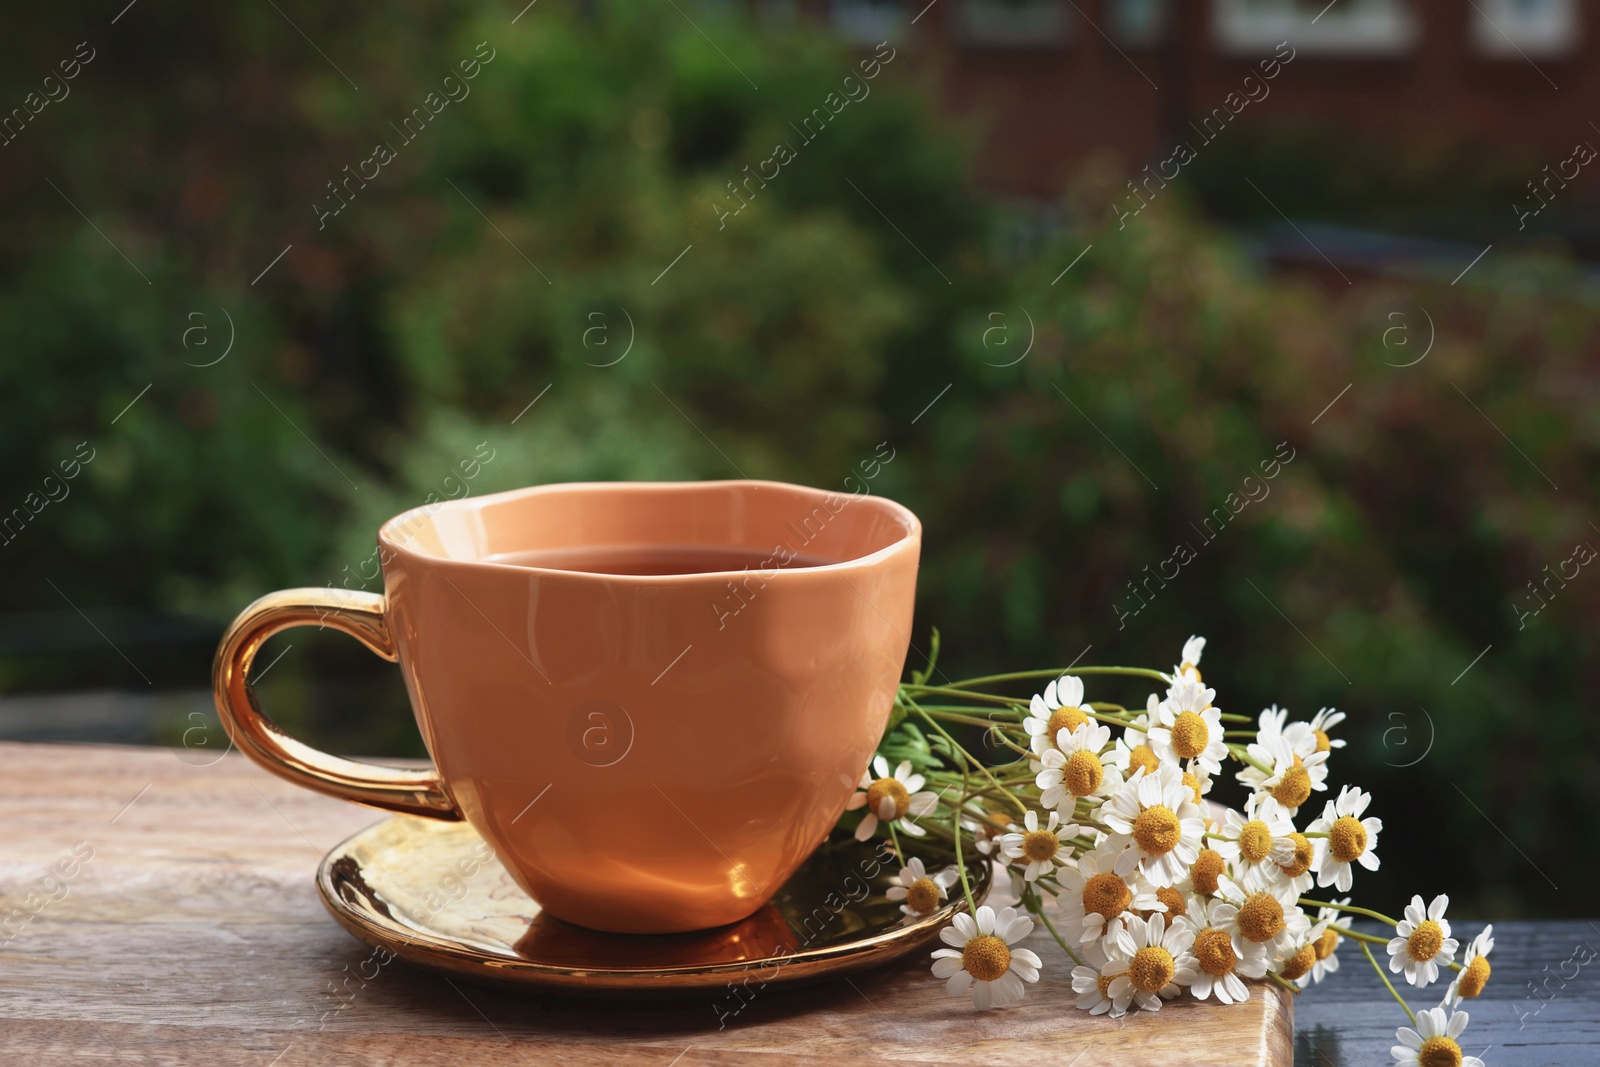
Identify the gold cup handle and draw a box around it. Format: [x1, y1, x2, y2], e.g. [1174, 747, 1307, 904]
[212, 588, 462, 820]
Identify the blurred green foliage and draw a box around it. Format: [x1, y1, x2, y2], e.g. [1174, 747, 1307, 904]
[1, 2, 1597, 919]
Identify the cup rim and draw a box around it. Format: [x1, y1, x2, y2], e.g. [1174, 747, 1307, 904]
[376, 479, 921, 582]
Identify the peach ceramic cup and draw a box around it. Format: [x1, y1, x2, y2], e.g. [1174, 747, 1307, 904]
[212, 480, 920, 933]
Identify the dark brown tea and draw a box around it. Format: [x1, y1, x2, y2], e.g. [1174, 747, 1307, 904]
[487, 544, 836, 576]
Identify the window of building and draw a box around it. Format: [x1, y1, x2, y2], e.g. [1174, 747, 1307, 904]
[831, 0, 909, 46]
[1110, 0, 1167, 47]
[1212, 0, 1420, 56]
[1469, 0, 1581, 57]
[956, 0, 1070, 47]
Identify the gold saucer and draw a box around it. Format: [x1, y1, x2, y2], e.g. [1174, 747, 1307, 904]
[316, 815, 990, 996]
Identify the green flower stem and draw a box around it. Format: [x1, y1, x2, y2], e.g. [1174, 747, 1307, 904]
[1087, 702, 1129, 712]
[925, 768, 1033, 788]
[913, 703, 1025, 715]
[1217, 712, 1251, 724]
[901, 685, 1027, 707]
[953, 770, 978, 916]
[1303, 832, 1329, 838]
[908, 702, 1026, 815]
[1223, 730, 1258, 738]
[1328, 925, 1391, 946]
[990, 732, 1034, 759]
[1300, 898, 1400, 927]
[1227, 743, 1273, 774]
[1363, 941, 1415, 1025]
[921, 710, 1020, 730]
[922, 666, 1173, 690]
[1032, 900, 1086, 967]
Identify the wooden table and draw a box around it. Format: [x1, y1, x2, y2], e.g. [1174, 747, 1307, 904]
[0, 742, 1580, 1066]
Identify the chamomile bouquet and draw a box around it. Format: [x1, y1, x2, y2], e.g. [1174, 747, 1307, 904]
[843, 634, 1492, 1067]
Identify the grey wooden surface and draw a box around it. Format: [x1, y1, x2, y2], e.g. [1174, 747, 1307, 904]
[1291, 920, 1600, 1066]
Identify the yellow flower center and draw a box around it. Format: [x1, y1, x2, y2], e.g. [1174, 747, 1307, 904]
[1181, 771, 1204, 804]
[1417, 1036, 1463, 1067]
[1171, 711, 1209, 759]
[1047, 705, 1089, 740]
[1083, 872, 1132, 919]
[1129, 946, 1175, 992]
[1238, 892, 1284, 943]
[1191, 849, 1225, 896]
[1408, 919, 1444, 962]
[1096, 971, 1116, 999]
[1271, 761, 1312, 808]
[1128, 743, 1160, 777]
[865, 777, 910, 821]
[905, 877, 941, 915]
[1313, 729, 1331, 753]
[961, 934, 1012, 983]
[1459, 955, 1490, 998]
[1155, 886, 1187, 919]
[1329, 816, 1368, 863]
[1314, 927, 1340, 960]
[1022, 828, 1059, 864]
[1237, 820, 1273, 864]
[1132, 805, 1181, 855]
[1278, 832, 1314, 878]
[1279, 942, 1316, 981]
[1194, 928, 1236, 976]
[1180, 662, 1201, 682]
[1062, 750, 1104, 796]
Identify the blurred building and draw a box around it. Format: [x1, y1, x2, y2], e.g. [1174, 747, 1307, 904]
[797, 0, 1590, 199]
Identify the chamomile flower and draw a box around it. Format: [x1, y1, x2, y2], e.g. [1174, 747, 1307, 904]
[1284, 707, 1347, 756]
[1188, 846, 1232, 898]
[886, 857, 959, 917]
[1237, 734, 1329, 815]
[959, 806, 1013, 857]
[1148, 678, 1229, 775]
[1105, 697, 1161, 779]
[1104, 912, 1199, 1013]
[1099, 764, 1207, 887]
[1216, 879, 1309, 960]
[1253, 705, 1292, 748]
[1270, 825, 1318, 897]
[1069, 940, 1131, 1017]
[1299, 899, 1348, 988]
[1387, 894, 1458, 988]
[1179, 763, 1214, 806]
[1056, 839, 1163, 946]
[846, 757, 939, 842]
[1391, 1006, 1485, 1067]
[1140, 877, 1196, 928]
[1023, 674, 1095, 757]
[1275, 920, 1330, 986]
[1036, 722, 1121, 810]
[1186, 895, 1269, 1004]
[1445, 925, 1495, 1005]
[930, 905, 1041, 1010]
[1307, 785, 1382, 892]
[1212, 793, 1298, 889]
[1176, 635, 1206, 681]
[997, 809, 1081, 882]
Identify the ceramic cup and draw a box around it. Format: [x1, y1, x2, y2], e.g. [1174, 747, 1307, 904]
[213, 480, 920, 933]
